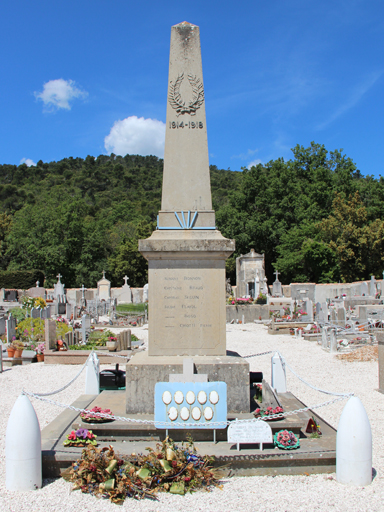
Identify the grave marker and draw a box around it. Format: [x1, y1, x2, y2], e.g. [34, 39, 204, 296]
[227, 419, 272, 451]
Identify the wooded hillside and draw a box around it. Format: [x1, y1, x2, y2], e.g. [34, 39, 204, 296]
[1, 142, 383, 287]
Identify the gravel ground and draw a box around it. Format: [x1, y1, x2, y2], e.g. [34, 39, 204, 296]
[1, 324, 384, 512]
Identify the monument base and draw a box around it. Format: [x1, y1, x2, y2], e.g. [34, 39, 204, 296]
[126, 350, 250, 414]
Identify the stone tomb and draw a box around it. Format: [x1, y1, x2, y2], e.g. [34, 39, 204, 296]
[126, 22, 249, 414]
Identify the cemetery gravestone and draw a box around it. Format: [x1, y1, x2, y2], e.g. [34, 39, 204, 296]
[361, 282, 369, 296]
[4, 290, 18, 302]
[31, 308, 40, 319]
[0, 316, 5, 335]
[118, 276, 132, 304]
[272, 271, 283, 297]
[127, 22, 248, 415]
[321, 302, 329, 322]
[330, 329, 337, 353]
[337, 307, 346, 327]
[45, 319, 57, 351]
[97, 271, 111, 301]
[304, 299, 314, 322]
[6, 315, 16, 343]
[27, 286, 46, 299]
[322, 327, 328, 349]
[53, 274, 65, 302]
[370, 276, 376, 297]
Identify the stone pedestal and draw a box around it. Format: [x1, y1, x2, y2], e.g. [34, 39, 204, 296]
[126, 350, 249, 414]
[139, 230, 234, 356]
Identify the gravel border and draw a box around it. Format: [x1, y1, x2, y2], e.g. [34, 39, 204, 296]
[1, 324, 384, 511]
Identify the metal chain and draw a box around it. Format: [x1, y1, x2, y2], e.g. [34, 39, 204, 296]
[243, 349, 352, 399]
[29, 358, 88, 397]
[243, 350, 274, 359]
[22, 388, 350, 429]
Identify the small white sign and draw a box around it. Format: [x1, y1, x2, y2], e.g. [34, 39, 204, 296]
[228, 420, 273, 451]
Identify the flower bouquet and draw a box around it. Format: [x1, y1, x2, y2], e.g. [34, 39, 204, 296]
[274, 430, 300, 450]
[253, 406, 284, 420]
[80, 406, 114, 423]
[63, 428, 97, 447]
[62, 437, 222, 503]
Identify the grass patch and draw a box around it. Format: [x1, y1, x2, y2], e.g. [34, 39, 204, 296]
[116, 303, 146, 313]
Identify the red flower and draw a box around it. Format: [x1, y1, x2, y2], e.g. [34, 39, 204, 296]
[68, 431, 77, 440]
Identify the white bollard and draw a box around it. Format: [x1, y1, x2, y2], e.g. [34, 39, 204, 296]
[336, 396, 372, 486]
[85, 352, 100, 394]
[271, 352, 287, 393]
[294, 328, 298, 337]
[6, 394, 42, 491]
[330, 329, 337, 353]
[242, 314, 245, 325]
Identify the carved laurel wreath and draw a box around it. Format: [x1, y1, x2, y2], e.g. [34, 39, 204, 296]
[168, 73, 204, 116]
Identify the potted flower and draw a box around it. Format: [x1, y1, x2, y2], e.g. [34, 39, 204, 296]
[7, 337, 17, 358]
[13, 340, 24, 358]
[36, 343, 45, 362]
[107, 335, 118, 351]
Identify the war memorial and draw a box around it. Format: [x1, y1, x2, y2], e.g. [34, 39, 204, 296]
[3, 22, 375, 501]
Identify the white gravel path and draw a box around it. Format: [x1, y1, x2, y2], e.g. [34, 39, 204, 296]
[1, 324, 384, 512]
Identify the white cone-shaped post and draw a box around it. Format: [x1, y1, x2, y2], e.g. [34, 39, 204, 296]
[6, 394, 42, 491]
[330, 329, 337, 353]
[336, 396, 372, 486]
[271, 352, 287, 393]
[85, 352, 100, 394]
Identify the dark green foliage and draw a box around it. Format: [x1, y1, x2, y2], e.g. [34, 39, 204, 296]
[1, 144, 384, 287]
[0, 155, 240, 287]
[0, 269, 45, 289]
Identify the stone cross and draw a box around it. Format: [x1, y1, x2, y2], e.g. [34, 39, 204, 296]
[123, 275, 129, 286]
[274, 270, 280, 282]
[102, 270, 106, 279]
[56, 273, 62, 282]
[169, 358, 208, 382]
[81, 284, 87, 301]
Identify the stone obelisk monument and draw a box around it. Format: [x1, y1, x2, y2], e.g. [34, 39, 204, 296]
[126, 22, 249, 414]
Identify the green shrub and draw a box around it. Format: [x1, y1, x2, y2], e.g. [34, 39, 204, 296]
[0, 270, 45, 289]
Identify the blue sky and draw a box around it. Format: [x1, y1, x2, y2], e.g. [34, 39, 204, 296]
[1, 0, 383, 176]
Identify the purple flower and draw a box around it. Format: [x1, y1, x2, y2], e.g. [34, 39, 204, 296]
[75, 428, 89, 439]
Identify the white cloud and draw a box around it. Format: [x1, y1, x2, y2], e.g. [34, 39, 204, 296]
[232, 148, 259, 160]
[104, 116, 166, 158]
[19, 158, 36, 167]
[247, 159, 263, 169]
[34, 79, 88, 111]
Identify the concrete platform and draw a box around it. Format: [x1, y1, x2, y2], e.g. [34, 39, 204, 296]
[125, 350, 250, 414]
[41, 390, 336, 478]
